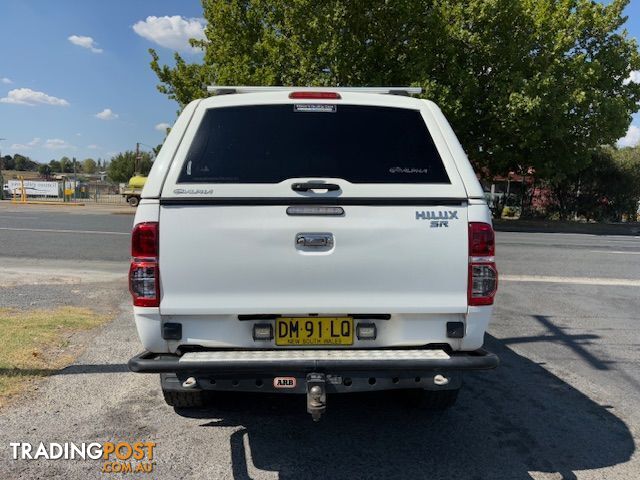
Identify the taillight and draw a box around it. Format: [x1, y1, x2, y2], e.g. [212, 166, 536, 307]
[130, 222, 159, 307]
[131, 222, 158, 257]
[129, 260, 159, 307]
[288, 91, 341, 99]
[468, 222, 498, 306]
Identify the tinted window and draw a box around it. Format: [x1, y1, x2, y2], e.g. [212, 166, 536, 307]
[178, 104, 450, 184]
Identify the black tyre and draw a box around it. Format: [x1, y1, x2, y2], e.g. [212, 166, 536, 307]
[127, 195, 140, 207]
[403, 388, 460, 410]
[162, 390, 205, 408]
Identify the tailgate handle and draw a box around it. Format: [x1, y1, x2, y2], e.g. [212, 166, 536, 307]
[292, 182, 340, 192]
[296, 233, 334, 248]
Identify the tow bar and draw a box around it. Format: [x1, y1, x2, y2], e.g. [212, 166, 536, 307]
[306, 373, 326, 421]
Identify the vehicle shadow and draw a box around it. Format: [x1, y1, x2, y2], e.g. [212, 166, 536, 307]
[175, 335, 635, 480]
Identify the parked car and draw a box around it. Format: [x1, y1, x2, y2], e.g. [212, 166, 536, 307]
[127, 86, 499, 420]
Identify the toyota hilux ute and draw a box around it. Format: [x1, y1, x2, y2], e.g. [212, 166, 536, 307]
[128, 86, 499, 420]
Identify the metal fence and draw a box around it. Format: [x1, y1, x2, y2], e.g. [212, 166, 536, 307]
[5, 179, 129, 205]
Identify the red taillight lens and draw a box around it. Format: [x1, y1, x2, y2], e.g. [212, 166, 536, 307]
[129, 260, 159, 307]
[468, 222, 498, 306]
[288, 91, 341, 99]
[131, 222, 159, 307]
[132, 222, 159, 258]
[469, 222, 495, 257]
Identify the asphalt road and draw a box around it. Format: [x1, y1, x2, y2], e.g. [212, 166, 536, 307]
[0, 204, 639, 479]
[0, 205, 132, 262]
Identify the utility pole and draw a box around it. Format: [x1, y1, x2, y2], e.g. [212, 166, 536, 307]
[135, 142, 140, 174]
[0, 138, 5, 200]
[72, 157, 77, 202]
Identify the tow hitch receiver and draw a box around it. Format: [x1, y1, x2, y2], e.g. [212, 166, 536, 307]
[306, 373, 326, 421]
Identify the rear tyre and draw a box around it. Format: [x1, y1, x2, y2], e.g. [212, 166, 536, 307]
[162, 390, 205, 408]
[404, 388, 460, 410]
[127, 195, 140, 207]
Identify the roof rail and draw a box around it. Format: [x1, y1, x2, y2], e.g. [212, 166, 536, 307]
[206, 86, 422, 96]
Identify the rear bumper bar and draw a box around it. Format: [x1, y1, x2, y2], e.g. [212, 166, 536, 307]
[128, 348, 499, 374]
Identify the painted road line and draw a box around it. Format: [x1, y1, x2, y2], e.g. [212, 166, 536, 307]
[501, 275, 640, 287]
[0, 227, 129, 236]
[588, 250, 640, 255]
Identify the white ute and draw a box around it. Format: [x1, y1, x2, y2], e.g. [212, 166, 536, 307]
[128, 86, 499, 420]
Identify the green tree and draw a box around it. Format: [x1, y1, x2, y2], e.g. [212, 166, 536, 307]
[13, 154, 38, 171]
[48, 159, 61, 172]
[548, 146, 640, 221]
[149, 0, 640, 181]
[59, 156, 74, 173]
[2, 155, 14, 170]
[82, 158, 98, 174]
[38, 163, 52, 177]
[107, 151, 153, 183]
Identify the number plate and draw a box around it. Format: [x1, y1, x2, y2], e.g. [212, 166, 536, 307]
[276, 317, 353, 346]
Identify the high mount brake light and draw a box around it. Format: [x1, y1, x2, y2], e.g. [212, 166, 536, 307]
[288, 91, 341, 100]
[130, 222, 160, 307]
[468, 222, 498, 306]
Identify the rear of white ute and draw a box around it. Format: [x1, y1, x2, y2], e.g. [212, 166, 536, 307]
[128, 87, 499, 420]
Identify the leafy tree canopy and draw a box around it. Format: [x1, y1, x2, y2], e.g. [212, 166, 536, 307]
[82, 158, 97, 174]
[107, 151, 153, 183]
[48, 159, 61, 172]
[12, 154, 39, 171]
[38, 163, 52, 177]
[58, 157, 74, 173]
[149, 0, 640, 180]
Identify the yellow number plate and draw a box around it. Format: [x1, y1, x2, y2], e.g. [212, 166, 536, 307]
[276, 317, 353, 346]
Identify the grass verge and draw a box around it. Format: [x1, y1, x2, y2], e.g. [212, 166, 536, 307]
[0, 306, 107, 407]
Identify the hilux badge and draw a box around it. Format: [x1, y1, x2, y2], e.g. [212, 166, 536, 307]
[415, 210, 459, 220]
[416, 210, 459, 228]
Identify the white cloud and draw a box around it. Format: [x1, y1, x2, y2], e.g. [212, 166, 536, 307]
[623, 70, 640, 85]
[132, 16, 205, 52]
[617, 125, 640, 148]
[0, 88, 69, 106]
[68, 35, 103, 53]
[1, 77, 12, 84]
[10, 138, 41, 150]
[95, 108, 118, 120]
[44, 138, 74, 150]
[87, 144, 100, 149]
[155, 122, 171, 132]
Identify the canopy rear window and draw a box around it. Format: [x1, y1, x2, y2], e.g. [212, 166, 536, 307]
[178, 104, 450, 184]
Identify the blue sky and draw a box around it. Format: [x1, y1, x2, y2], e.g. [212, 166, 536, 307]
[0, 0, 639, 164]
[0, 0, 203, 163]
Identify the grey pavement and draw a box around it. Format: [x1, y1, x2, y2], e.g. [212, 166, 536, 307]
[0, 203, 132, 262]
[0, 208, 639, 479]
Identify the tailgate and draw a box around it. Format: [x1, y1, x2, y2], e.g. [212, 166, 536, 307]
[159, 203, 468, 315]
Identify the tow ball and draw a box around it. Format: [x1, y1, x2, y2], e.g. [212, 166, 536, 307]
[306, 373, 327, 421]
